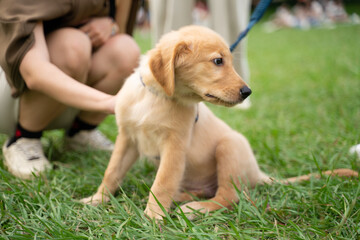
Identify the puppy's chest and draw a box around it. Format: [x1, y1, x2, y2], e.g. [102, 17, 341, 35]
[122, 110, 171, 160]
[132, 127, 163, 159]
[118, 94, 195, 161]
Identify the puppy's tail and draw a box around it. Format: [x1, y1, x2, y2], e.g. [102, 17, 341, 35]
[278, 168, 359, 184]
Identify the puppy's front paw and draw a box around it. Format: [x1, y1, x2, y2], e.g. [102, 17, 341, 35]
[80, 194, 109, 206]
[179, 201, 208, 220]
[180, 201, 207, 213]
[144, 206, 164, 220]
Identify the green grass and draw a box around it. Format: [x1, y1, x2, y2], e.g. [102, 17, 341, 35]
[1, 21, 360, 239]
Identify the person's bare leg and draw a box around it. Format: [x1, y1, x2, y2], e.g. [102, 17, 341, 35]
[19, 28, 92, 131]
[2, 28, 92, 179]
[77, 34, 140, 125]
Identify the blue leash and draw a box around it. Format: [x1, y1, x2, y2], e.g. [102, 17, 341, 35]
[230, 0, 272, 52]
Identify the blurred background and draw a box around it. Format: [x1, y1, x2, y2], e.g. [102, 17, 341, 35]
[133, 0, 360, 52]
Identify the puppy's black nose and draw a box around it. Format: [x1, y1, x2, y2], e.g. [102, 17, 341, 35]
[240, 86, 252, 100]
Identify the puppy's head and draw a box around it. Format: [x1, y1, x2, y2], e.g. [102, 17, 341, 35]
[148, 25, 251, 107]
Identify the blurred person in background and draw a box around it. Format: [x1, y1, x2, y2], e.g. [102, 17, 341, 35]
[265, 0, 357, 31]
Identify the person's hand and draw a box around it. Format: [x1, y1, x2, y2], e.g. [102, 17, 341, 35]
[80, 17, 118, 48]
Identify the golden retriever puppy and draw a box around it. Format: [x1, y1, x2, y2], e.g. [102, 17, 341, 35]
[81, 26, 358, 219]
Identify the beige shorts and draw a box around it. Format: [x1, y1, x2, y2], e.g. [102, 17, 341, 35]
[0, 67, 79, 136]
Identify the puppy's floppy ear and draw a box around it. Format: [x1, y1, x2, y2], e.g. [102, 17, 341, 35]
[149, 41, 191, 96]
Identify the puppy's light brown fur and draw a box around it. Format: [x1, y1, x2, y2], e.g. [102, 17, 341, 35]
[81, 26, 358, 219]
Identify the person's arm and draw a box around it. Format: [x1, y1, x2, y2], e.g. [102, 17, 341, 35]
[114, 0, 132, 33]
[19, 22, 115, 114]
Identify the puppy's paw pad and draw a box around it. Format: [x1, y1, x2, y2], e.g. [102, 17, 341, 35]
[179, 201, 208, 220]
[144, 207, 164, 220]
[79, 195, 108, 206]
[180, 201, 206, 213]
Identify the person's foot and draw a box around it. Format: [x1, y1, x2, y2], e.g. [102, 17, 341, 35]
[349, 144, 360, 159]
[65, 129, 114, 151]
[2, 138, 51, 179]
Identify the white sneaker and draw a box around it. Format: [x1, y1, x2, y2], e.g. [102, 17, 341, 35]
[349, 144, 360, 159]
[65, 129, 114, 151]
[2, 138, 51, 179]
[234, 98, 251, 110]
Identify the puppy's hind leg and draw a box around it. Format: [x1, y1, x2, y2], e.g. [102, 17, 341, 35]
[180, 133, 269, 217]
[81, 130, 139, 205]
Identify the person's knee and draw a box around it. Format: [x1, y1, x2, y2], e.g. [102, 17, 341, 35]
[54, 29, 92, 81]
[107, 34, 140, 77]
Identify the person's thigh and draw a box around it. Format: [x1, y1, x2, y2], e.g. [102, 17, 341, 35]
[87, 34, 140, 95]
[18, 28, 92, 131]
[45, 28, 92, 130]
[46, 27, 92, 82]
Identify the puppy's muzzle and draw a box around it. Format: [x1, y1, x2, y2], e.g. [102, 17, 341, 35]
[240, 86, 252, 100]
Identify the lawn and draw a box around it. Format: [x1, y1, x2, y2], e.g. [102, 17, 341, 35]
[1, 10, 360, 240]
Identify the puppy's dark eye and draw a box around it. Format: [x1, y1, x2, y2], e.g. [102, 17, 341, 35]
[213, 58, 223, 66]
